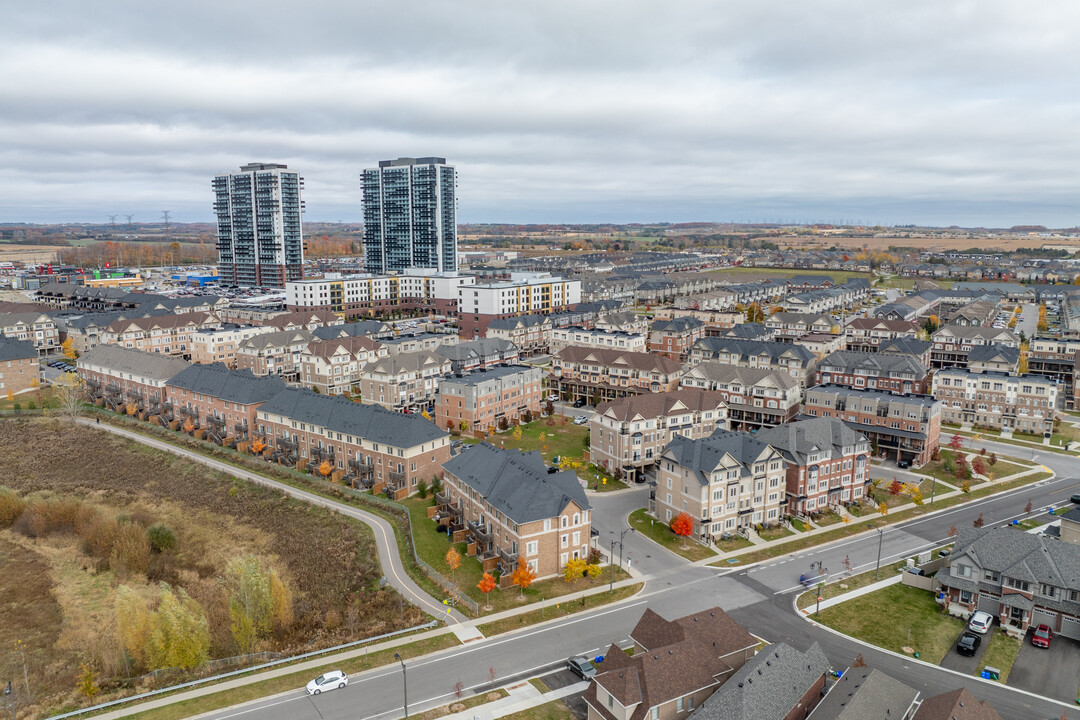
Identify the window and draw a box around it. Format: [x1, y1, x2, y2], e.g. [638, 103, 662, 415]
[1006, 577, 1030, 592]
[526, 541, 538, 556]
[954, 564, 972, 578]
[561, 534, 568, 548]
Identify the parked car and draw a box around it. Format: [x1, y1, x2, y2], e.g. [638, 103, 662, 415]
[306, 670, 348, 694]
[566, 656, 596, 679]
[896, 458, 911, 469]
[1032, 624, 1053, 648]
[574, 415, 588, 425]
[956, 632, 981, 656]
[905, 567, 925, 576]
[968, 611, 994, 634]
[1071, 493, 1080, 505]
[546, 394, 559, 402]
[573, 398, 587, 408]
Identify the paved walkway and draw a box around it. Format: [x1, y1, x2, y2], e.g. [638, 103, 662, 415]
[435, 680, 588, 720]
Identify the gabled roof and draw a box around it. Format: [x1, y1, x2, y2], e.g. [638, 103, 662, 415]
[442, 442, 590, 524]
[662, 430, 777, 483]
[722, 323, 772, 340]
[434, 337, 517, 362]
[818, 350, 928, 378]
[692, 642, 830, 720]
[554, 346, 683, 374]
[651, 317, 705, 333]
[756, 417, 868, 466]
[846, 317, 920, 333]
[166, 364, 286, 405]
[681, 363, 798, 391]
[878, 337, 932, 356]
[258, 386, 448, 447]
[312, 320, 391, 340]
[0, 338, 38, 362]
[630, 607, 757, 657]
[967, 345, 1020, 365]
[362, 350, 451, 376]
[691, 337, 815, 365]
[949, 527, 1080, 590]
[912, 687, 1003, 720]
[79, 344, 191, 380]
[304, 336, 384, 359]
[595, 388, 727, 423]
[486, 314, 552, 331]
[237, 329, 316, 350]
[809, 667, 918, 720]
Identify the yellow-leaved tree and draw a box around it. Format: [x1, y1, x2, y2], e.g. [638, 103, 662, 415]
[115, 585, 152, 669]
[563, 557, 587, 582]
[147, 584, 210, 670]
[225, 555, 273, 653]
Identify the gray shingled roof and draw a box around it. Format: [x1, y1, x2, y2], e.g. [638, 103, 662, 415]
[166, 363, 286, 405]
[0, 338, 37, 362]
[756, 417, 868, 466]
[692, 643, 830, 720]
[486, 314, 551, 331]
[651, 317, 704, 333]
[818, 350, 928, 377]
[878, 337, 931, 356]
[967, 345, 1020, 365]
[662, 430, 773, 485]
[434, 337, 516, 362]
[312, 320, 390, 340]
[681, 363, 798, 391]
[810, 667, 919, 720]
[258, 386, 448, 447]
[950, 526, 1080, 593]
[78, 344, 191, 380]
[722, 323, 772, 340]
[442, 442, 590, 524]
[237, 329, 315, 350]
[692, 337, 815, 365]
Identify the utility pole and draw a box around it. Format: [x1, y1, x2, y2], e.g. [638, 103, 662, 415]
[868, 524, 885, 580]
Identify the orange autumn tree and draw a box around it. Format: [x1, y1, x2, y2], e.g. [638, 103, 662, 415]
[252, 437, 267, 453]
[477, 572, 497, 599]
[125, 402, 138, 416]
[182, 418, 195, 433]
[445, 547, 461, 582]
[511, 557, 536, 597]
[670, 512, 694, 537]
[318, 460, 333, 477]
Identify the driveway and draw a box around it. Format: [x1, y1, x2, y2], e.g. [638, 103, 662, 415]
[940, 627, 990, 673]
[1007, 630, 1080, 703]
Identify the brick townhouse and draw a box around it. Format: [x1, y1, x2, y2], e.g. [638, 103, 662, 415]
[937, 527, 1080, 640]
[549, 327, 647, 354]
[687, 337, 818, 390]
[879, 337, 932, 367]
[802, 385, 941, 467]
[648, 317, 706, 360]
[234, 329, 316, 379]
[439, 443, 591, 579]
[255, 387, 450, 497]
[680, 363, 800, 432]
[590, 388, 728, 483]
[930, 326, 1018, 369]
[189, 324, 280, 367]
[654, 429, 787, 540]
[966, 345, 1020, 374]
[434, 337, 519, 373]
[756, 417, 872, 516]
[0, 311, 60, 356]
[584, 607, 761, 720]
[78, 344, 190, 415]
[359, 350, 453, 413]
[932, 368, 1057, 435]
[101, 311, 222, 359]
[435, 364, 542, 433]
[815, 350, 931, 395]
[549, 347, 683, 405]
[299, 336, 388, 395]
[484, 314, 553, 357]
[165, 363, 287, 439]
[844, 317, 921, 353]
[0, 338, 41, 395]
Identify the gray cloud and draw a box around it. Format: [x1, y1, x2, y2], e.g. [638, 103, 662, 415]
[1, 1, 1079, 225]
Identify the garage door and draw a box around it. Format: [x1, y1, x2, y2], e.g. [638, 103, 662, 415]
[1032, 609, 1058, 628]
[978, 593, 1000, 616]
[1061, 616, 1080, 640]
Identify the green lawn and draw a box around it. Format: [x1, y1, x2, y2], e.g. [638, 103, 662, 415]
[706, 267, 871, 285]
[402, 497, 628, 612]
[796, 544, 952, 610]
[416, 689, 509, 720]
[815, 584, 964, 664]
[869, 477, 941, 509]
[758, 525, 794, 541]
[628, 508, 717, 562]
[979, 631, 1022, 682]
[713, 535, 754, 552]
[811, 510, 843, 527]
[585, 463, 631, 492]
[790, 517, 811, 532]
[493, 418, 589, 465]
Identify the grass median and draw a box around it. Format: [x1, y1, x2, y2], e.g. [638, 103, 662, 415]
[123, 634, 461, 720]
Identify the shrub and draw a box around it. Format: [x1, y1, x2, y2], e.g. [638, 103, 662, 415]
[82, 516, 120, 559]
[27, 401, 35, 410]
[0, 486, 25, 526]
[111, 521, 152, 579]
[147, 523, 177, 553]
[416, 479, 429, 499]
[587, 547, 603, 565]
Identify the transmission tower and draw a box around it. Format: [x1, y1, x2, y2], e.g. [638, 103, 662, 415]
[107, 215, 118, 226]
[161, 210, 172, 233]
[125, 215, 134, 228]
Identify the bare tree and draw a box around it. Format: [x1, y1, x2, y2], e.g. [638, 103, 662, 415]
[54, 371, 85, 421]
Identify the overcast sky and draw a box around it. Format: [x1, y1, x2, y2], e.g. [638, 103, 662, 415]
[3, 1, 1079, 227]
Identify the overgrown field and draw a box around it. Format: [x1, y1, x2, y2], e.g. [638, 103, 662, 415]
[0, 419, 423, 718]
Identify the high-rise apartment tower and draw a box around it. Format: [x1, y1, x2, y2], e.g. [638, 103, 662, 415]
[362, 157, 457, 274]
[213, 163, 305, 288]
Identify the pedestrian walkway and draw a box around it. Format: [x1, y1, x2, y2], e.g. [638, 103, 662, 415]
[800, 574, 903, 613]
[453, 625, 486, 643]
[432, 680, 589, 720]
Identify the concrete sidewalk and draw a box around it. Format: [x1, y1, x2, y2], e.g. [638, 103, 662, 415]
[434, 680, 588, 720]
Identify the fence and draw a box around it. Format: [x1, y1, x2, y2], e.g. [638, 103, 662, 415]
[44, 620, 439, 720]
[85, 407, 482, 615]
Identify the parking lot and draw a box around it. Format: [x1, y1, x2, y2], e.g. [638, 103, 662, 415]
[1007, 630, 1080, 703]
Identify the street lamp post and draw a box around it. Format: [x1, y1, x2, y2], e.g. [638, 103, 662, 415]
[929, 468, 937, 505]
[868, 524, 885, 581]
[609, 528, 636, 593]
[393, 653, 408, 720]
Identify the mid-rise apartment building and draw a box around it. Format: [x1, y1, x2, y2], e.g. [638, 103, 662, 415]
[0, 338, 41, 395]
[256, 387, 450, 497]
[930, 326, 1019, 369]
[440, 443, 591, 579]
[815, 350, 930, 395]
[679, 363, 800, 432]
[844, 317, 921, 353]
[549, 327, 647, 354]
[78, 345, 190, 415]
[299, 336, 388, 395]
[932, 368, 1057, 435]
[362, 157, 457, 274]
[756, 417, 871, 515]
[549, 347, 683, 404]
[590, 388, 728, 483]
[435, 364, 542, 432]
[285, 269, 475, 317]
[654, 430, 787, 539]
[803, 385, 941, 467]
[213, 163, 304, 288]
[457, 272, 582, 338]
[358, 350, 452, 413]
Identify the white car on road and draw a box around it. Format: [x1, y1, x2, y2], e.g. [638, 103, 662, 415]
[307, 670, 348, 694]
